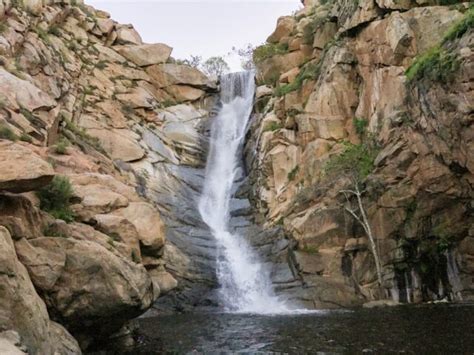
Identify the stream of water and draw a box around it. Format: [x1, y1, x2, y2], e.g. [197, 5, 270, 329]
[198, 71, 288, 314]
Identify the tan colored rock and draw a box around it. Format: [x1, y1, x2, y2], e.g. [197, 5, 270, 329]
[267, 16, 296, 44]
[313, 22, 337, 49]
[163, 121, 199, 144]
[115, 25, 143, 45]
[63, 17, 88, 42]
[68, 174, 139, 202]
[335, 0, 379, 33]
[269, 143, 300, 193]
[114, 202, 166, 254]
[0, 69, 55, 111]
[0, 194, 44, 241]
[20, 236, 154, 336]
[148, 269, 178, 295]
[165, 85, 205, 101]
[146, 63, 214, 89]
[86, 128, 145, 162]
[0, 142, 54, 193]
[0, 332, 25, 355]
[116, 43, 172, 67]
[258, 50, 308, 84]
[116, 86, 156, 109]
[72, 183, 129, 220]
[280, 67, 300, 84]
[22, 0, 42, 15]
[256, 85, 273, 98]
[0, 227, 80, 354]
[96, 18, 115, 35]
[95, 100, 127, 128]
[94, 214, 141, 261]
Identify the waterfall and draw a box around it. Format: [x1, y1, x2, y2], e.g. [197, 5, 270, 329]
[198, 71, 289, 314]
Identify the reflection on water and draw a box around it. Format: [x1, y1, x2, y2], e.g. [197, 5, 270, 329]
[127, 304, 474, 354]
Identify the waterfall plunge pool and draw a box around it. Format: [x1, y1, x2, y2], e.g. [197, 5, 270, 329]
[124, 304, 474, 354]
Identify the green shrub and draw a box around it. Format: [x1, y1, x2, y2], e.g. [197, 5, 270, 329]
[324, 142, 379, 180]
[0, 22, 7, 34]
[34, 27, 51, 44]
[288, 166, 300, 181]
[161, 99, 177, 108]
[54, 139, 69, 155]
[275, 62, 322, 97]
[121, 103, 135, 116]
[406, 7, 472, 83]
[301, 245, 319, 254]
[263, 121, 282, 132]
[353, 118, 368, 138]
[43, 224, 67, 238]
[48, 25, 61, 36]
[95, 60, 108, 70]
[37, 176, 75, 223]
[405, 46, 460, 83]
[253, 43, 289, 63]
[0, 125, 18, 141]
[442, 6, 474, 44]
[19, 107, 35, 121]
[19, 133, 33, 143]
[131, 250, 140, 263]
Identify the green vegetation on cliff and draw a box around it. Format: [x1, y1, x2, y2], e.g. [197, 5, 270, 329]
[0, 125, 18, 141]
[405, 46, 460, 82]
[253, 43, 289, 63]
[275, 61, 321, 96]
[406, 6, 472, 82]
[37, 176, 75, 223]
[324, 142, 378, 181]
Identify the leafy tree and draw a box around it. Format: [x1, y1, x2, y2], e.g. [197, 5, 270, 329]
[325, 140, 383, 286]
[202, 56, 230, 78]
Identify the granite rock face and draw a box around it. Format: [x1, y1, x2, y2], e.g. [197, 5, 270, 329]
[0, 0, 216, 350]
[247, 1, 473, 307]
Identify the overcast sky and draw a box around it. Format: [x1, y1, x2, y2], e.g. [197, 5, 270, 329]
[86, 0, 302, 70]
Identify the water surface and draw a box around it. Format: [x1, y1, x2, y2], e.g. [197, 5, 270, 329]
[129, 304, 474, 354]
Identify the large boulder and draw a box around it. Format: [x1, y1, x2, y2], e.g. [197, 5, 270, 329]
[146, 64, 215, 89]
[0, 227, 80, 354]
[116, 44, 172, 66]
[85, 128, 145, 162]
[15, 236, 155, 339]
[0, 142, 54, 193]
[115, 25, 143, 45]
[0, 69, 55, 111]
[267, 16, 296, 44]
[113, 202, 166, 254]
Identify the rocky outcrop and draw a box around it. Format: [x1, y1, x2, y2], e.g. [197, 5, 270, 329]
[0, 226, 81, 354]
[0, 0, 216, 350]
[0, 141, 54, 192]
[248, 1, 473, 307]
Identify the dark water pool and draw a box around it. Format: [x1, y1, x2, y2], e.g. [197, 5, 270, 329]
[127, 304, 474, 354]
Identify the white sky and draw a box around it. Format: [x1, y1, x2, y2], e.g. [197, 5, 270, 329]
[86, 0, 302, 71]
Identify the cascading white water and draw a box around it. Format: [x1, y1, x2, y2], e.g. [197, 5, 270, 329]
[198, 71, 289, 314]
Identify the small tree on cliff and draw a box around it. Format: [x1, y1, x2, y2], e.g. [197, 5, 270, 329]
[202, 56, 230, 78]
[180, 55, 203, 68]
[231, 44, 255, 70]
[324, 140, 383, 287]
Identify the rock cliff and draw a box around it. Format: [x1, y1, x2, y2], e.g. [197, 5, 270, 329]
[0, 0, 216, 352]
[247, 0, 473, 308]
[0, 0, 473, 351]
